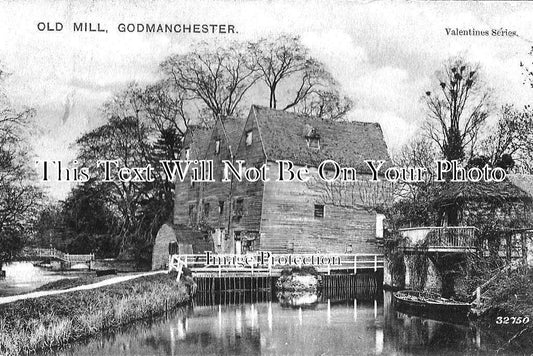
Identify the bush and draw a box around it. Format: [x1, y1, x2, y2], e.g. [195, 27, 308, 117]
[280, 266, 318, 277]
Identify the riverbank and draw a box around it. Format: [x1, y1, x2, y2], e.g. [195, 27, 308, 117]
[0, 273, 192, 355]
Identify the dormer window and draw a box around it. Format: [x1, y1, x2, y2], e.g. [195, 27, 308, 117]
[215, 139, 220, 154]
[304, 125, 320, 150]
[246, 130, 253, 146]
[307, 137, 320, 149]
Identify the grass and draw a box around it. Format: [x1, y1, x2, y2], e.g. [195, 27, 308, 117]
[0, 273, 191, 355]
[34, 274, 122, 292]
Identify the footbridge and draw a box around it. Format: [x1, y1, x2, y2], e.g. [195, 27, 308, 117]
[21, 247, 95, 264]
[168, 253, 384, 278]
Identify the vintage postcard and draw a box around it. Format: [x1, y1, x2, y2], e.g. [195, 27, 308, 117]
[1, 0, 533, 355]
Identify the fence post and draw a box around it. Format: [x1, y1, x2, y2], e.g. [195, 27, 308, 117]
[353, 255, 357, 274]
[176, 260, 183, 282]
[374, 255, 377, 272]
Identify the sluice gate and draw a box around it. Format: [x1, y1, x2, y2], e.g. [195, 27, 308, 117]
[195, 275, 274, 293]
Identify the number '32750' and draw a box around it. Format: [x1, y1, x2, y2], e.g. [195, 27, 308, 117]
[496, 316, 530, 324]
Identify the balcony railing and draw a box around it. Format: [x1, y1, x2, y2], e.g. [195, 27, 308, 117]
[398, 226, 477, 251]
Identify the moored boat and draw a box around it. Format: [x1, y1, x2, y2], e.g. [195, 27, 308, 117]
[393, 290, 471, 316]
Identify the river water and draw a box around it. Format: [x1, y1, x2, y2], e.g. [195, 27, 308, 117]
[0, 262, 88, 297]
[49, 290, 531, 355]
[2, 264, 531, 355]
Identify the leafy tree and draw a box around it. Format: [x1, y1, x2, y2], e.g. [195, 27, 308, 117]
[33, 185, 120, 256]
[0, 66, 42, 268]
[75, 116, 153, 253]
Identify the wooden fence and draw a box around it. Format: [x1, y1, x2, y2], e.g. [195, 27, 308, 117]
[25, 247, 95, 262]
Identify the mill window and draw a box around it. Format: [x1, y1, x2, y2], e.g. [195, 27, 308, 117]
[188, 204, 195, 223]
[314, 204, 325, 218]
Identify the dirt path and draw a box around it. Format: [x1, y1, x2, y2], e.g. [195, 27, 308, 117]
[0, 270, 167, 305]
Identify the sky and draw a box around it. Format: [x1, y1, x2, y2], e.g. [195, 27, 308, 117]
[0, 0, 532, 199]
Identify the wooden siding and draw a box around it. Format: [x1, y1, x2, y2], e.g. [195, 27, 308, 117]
[259, 165, 380, 254]
[173, 164, 202, 226]
[201, 120, 234, 231]
[231, 109, 266, 235]
[171, 107, 391, 255]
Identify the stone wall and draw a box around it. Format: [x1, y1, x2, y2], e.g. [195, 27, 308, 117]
[152, 223, 214, 270]
[152, 223, 177, 270]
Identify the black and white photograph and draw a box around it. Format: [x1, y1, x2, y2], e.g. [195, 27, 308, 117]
[1, 1, 533, 355]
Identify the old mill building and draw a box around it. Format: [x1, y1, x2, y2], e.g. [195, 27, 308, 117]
[152, 105, 391, 270]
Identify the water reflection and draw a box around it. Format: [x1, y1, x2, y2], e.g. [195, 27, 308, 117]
[47, 289, 532, 356]
[277, 291, 318, 308]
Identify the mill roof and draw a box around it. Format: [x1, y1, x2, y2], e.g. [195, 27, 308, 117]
[218, 115, 247, 156]
[183, 125, 211, 159]
[251, 105, 391, 172]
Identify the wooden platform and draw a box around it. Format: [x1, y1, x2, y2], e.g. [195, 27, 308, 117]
[169, 253, 384, 277]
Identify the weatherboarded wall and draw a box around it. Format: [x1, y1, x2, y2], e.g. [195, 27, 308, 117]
[231, 109, 267, 236]
[258, 166, 380, 254]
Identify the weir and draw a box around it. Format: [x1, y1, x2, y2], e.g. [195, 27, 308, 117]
[193, 271, 382, 294]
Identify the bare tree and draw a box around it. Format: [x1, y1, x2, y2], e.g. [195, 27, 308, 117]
[161, 42, 260, 120]
[480, 105, 533, 172]
[140, 80, 192, 137]
[248, 35, 352, 119]
[295, 89, 353, 121]
[392, 135, 437, 202]
[521, 46, 533, 89]
[247, 35, 308, 109]
[308, 177, 394, 212]
[424, 58, 492, 161]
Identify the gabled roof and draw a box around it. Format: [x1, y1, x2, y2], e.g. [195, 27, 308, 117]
[183, 125, 211, 159]
[218, 116, 246, 156]
[251, 105, 391, 172]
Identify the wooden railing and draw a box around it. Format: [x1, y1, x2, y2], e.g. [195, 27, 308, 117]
[25, 247, 95, 262]
[399, 226, 477, 250]
[168, 253, 384, 276]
